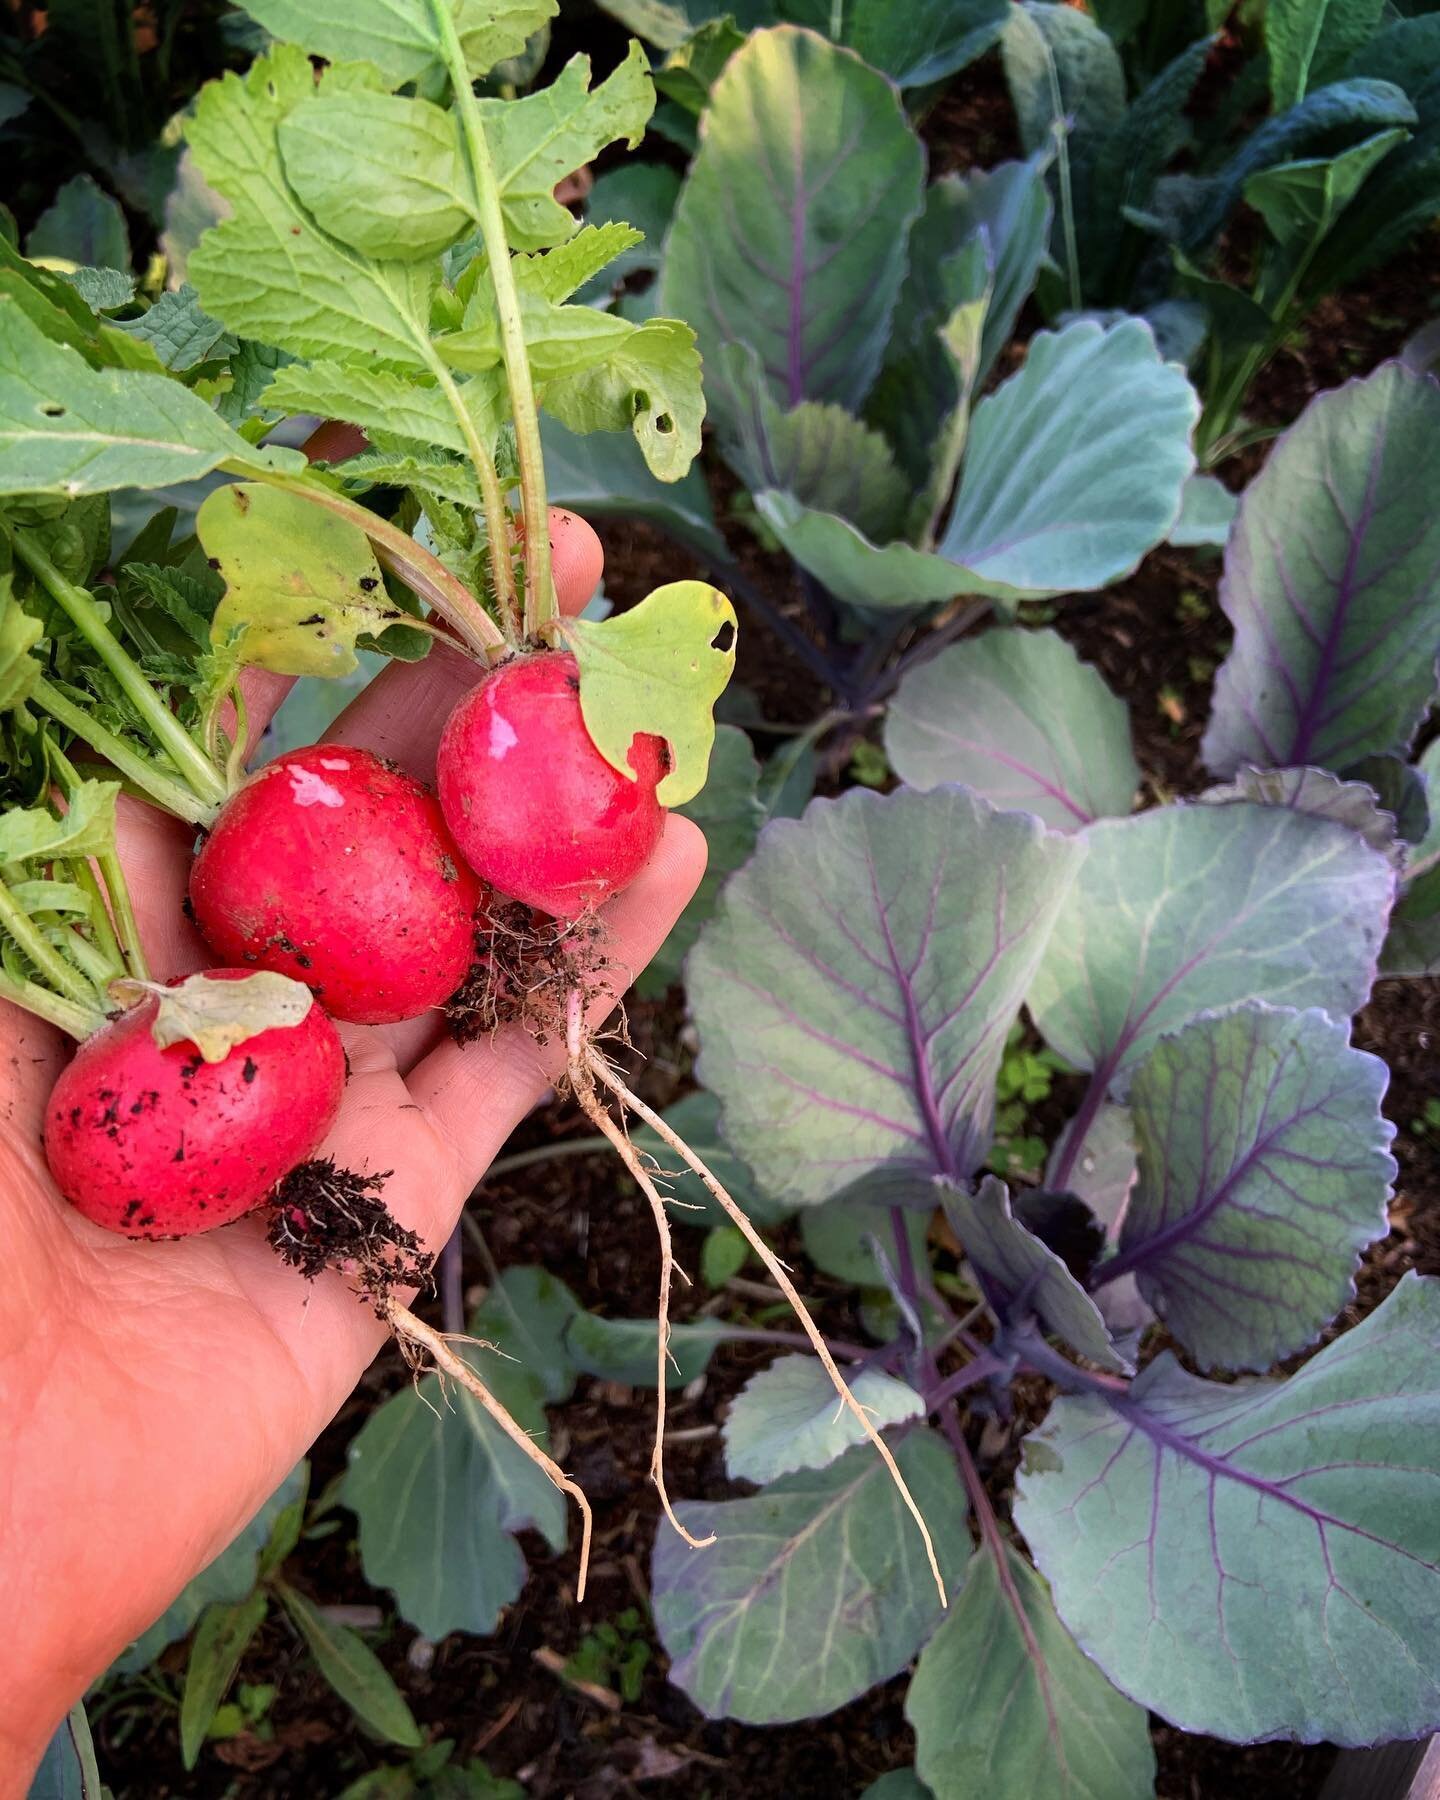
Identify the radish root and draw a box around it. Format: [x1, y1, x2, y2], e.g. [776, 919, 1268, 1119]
[385, 1297, 594, 1601]
[566, 993, 716, 1551]
[577, 1030, 948, 1609]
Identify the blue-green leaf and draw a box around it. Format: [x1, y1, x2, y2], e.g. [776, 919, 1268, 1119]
[1016, 1274, 1440, 1745]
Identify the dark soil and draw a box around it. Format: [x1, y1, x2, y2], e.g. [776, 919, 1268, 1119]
[88, 38, 1440, 1800]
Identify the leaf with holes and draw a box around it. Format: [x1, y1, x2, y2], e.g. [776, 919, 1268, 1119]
[198, 482, 398, 684]
[652, 1431, 970, 1723]
[560, 579, 736, 806]
[1016, 1273, 1440, 1745]
[0, 300, 301, 494]
[688, 785, 1084, 1208]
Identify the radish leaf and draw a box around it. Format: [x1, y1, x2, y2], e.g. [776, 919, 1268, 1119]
[562, 579, 737, 805]
[125, 969, 316, 1063]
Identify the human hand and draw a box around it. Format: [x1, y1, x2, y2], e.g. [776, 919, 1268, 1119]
[0, 511, 706, 1789]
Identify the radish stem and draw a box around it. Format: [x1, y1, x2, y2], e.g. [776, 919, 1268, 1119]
[31, 677, 216, 826]
[0, 968, 101, 1037]
[429, 0, 553, 636]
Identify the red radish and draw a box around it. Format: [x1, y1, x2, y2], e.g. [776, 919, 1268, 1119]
[436, 650, 665, 920]
[44, 970, 345, 1239]
[189, 746, 482, 1025]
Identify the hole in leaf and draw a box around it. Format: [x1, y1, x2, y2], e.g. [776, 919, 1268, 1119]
[39, 403, 65, 418]
[711, 620, 736, 654]
[655, 413, 674, 434]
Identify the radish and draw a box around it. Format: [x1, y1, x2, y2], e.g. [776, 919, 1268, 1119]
[44, 969, 345, 1239]
[436, 650, 665, 920]
[189, 746, 483, 1024]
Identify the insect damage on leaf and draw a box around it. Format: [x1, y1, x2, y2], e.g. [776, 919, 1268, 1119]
[559, 581, 737, 807]
[196, 483, 400, 684]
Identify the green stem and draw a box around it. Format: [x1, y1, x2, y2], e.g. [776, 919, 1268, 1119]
[59, 920, 116, 987]
[48, 740, 149, 980]
[67, 855, 124, 976]
[0, 968, 101, 1038]
[430, 0, 553, 635]
[419, 349, 521, 642]
[6, 524, 229, 809]
[32, 677, 216, 826]
[225, 462, 506, 657]
[0, 876, 99, 1011]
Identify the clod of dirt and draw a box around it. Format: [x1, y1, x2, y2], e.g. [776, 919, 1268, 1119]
[446, 900, 610, 1047]
[265, 1159, 432, 1311]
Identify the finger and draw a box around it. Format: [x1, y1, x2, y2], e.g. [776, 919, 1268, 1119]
[407, 814, 706, 1207]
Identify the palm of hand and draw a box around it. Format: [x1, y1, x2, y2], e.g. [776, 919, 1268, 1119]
[0, 519, 705, 1779]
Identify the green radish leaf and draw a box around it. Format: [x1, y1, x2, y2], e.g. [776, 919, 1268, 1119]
[9, 881, 92, 918]
[0, 300, 302, 495]
[120, 969, 316, 1063]
[180, 1592, 269, 1770]
[260, 362, 490, 455]
[561, 580, 737, 806]
[723, 1356, 925, 1483]
[277, 1582, 422, 1749]
[61, 267, 137, 315]
[197, 482, 398, 683]
[186, 49, 438, 369]
[476, 44, 655, 251]
[542, 316, 704, 481]
[0, 579, 43, 711]
[237, 0, 558, 85]
[278, 94, 471, 264]
[0, 781, 119, 863]
[115, 285, 234, 373]
[26, 174, 131, 274]
[522, 222, 645, 304]
[439, 286, 632, 380]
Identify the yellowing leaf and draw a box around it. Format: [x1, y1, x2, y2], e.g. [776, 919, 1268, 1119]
[560, 580, 736, 806]
[117, 969, 315, 1063]
[197, 482, 397, 681]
